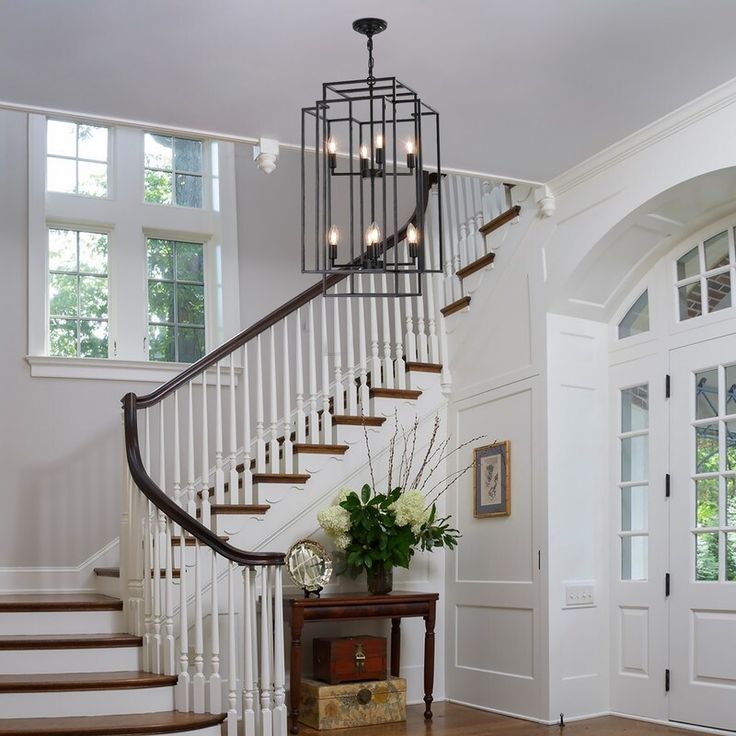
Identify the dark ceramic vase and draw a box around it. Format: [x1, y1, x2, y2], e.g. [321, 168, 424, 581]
[366, 566, 393, 595]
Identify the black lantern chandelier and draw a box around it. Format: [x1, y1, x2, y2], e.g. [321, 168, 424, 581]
[301, 17, 443, 297]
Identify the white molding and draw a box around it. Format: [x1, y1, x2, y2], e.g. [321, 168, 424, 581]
[549, 76, 736, 196]
[25, 355, 241, 383]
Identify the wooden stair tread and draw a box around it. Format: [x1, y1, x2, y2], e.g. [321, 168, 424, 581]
[456, 252, 495, 280]
[211, 504, 270, 515]
[0, 594, 122, 612]
[369, 388, 422, 400]
[440, 296, 471, 317]
[94, 567, 181, 579]
[293, 443, 349, 455]
[0, 671, 177, 693]
[0, 710, 226, 735]
[252, 473, 309, 484]
[332, 414, 386, 427]
[478, 204, 521, 236]
[405, 361, 442, 373]
[0, 634, 141, 650]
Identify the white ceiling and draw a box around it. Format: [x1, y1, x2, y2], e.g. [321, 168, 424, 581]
[2, 0, 736, 182]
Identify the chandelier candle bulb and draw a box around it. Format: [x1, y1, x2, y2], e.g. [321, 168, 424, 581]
[407, 223, 419, 259]
[365, 222, 381, 262]
[375, 134, 384, 165]
[360, 144, 370, 176]
[405, 140, 416, 171]
[328, 225, 340, 262]
[327, 138, 337, 170]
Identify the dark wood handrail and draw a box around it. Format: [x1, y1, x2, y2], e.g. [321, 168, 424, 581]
[134, 171, 438, 409]
[122, 393, 285, 567]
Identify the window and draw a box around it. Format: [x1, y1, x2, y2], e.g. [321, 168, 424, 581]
[46, 120, 108, 197]
[619, 384, 649, 580]
[48, 228, 109, 357]
[676, 230, 733, 321]
[147, 238, 206, 363]
[144, 134, 203, 207]
[618, 290, 649, 339]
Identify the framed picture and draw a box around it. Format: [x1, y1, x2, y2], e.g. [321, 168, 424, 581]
[473, 441, 510, 518]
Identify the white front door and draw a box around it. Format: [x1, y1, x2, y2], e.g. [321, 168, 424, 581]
[669, 334, 736, 732]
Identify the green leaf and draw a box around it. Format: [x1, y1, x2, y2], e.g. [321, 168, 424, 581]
[361, 485, 372, 503]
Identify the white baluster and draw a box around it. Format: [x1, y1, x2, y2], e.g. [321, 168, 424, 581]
[442, 178, 459, 304]
[472, 177, 485, 257]
[272, 566, 287, 736]
[172, 392, 182, 536]
[242, 567, 256, 736]
[209, 551, 222, 713]
[481, 179, 493, 223]
[308, 301, 319, 444]
[414, 276, 427, 364]
[193, 541, 205, 712]
[256, 336, 266, 472]
[295, 307, 306, 444]
[176, 520, 190, 711]
[153, 404, 165, 674]
[381, 275, 394, 389]
[260, 567, 273, 736]
[427, 189, 441, 364]
[229, 354, 239, 504]
[143, 410, 153, 671]
[200, 376, 211, 527]
[406, 266, 420, 364]
[163, 517, 175, 676]
[242, 346, 253, 505]
[345, 288, 358, 415]
[439, 299, 453, 394]
[187, 382, 196, 517]
[393, 283, 406, 389]
[321, 298, 333, 441]
[462, 177, 477, 263]
[215, 362, 225, 504]
[357, 275, 370, 411]
[269, 328, 280, 473]
[332, 294, 344, 416]
[227, 562, 238, 736]
[369, 275, 381, 388]
[282, 320, 293, 473]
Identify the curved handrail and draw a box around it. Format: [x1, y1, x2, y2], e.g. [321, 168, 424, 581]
[123, 392, 285, 566]
[135, 171, 438, 409]
[122, 170, 438, 567]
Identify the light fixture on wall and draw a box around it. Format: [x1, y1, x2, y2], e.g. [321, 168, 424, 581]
[301, 17, 443, 297]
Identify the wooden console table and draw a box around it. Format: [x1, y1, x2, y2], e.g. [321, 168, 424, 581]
[285, 591, 439, 735]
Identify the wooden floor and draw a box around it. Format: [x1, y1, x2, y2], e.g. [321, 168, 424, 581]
[297, 703, 696, 735]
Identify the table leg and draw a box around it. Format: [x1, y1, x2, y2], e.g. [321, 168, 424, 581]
[390, 618, 401, 677]
[289, 611, 305, 735]
[423, 603, 436, 720]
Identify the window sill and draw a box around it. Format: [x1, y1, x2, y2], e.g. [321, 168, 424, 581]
[25, 355, 222, 384]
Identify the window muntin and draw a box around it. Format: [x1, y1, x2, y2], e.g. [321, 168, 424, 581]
[46, 120, 108, 197]
[676, 230, 734, 321]
[692, 365, 736, 582]
[48, 228, 109, 357]
[147, 238, 205, 363]
[619, 384, 649, 580]
[618, 290, 650, 339]
[144, 134, 203, 207]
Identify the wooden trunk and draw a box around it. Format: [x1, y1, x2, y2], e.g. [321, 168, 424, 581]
[298, 677, 406, 730]
[313, 635, 387, 684]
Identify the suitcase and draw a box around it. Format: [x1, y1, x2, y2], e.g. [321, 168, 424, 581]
[313, 635, 387, 684]
[298, 677, 406, 730]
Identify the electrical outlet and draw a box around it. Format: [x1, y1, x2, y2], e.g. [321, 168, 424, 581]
[564, 582, 595, 607]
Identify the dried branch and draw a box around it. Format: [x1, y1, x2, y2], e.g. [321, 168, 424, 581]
[426, 460, 477, 508]
[419, 434, 486, 494]
[401, 416, 420, 490]
[386, 409, 399, 492]
[361, 407, 377, 493]
[410, 415, 441, 490]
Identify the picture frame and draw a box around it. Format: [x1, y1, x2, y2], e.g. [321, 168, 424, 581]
[473, 441, 511, 518]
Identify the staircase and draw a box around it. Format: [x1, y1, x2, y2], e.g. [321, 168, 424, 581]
[0, 170, 530, 734]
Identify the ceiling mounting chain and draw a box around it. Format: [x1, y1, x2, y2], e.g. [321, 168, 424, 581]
[352, 17, 388, 86]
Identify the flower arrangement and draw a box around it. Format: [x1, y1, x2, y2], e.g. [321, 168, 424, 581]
[317, 415, 481, 592]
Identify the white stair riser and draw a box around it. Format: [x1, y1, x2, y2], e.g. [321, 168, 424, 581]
[406, 371, 442, 392]
[253, 482, 304, 507]
[0, 610, 125, 636]
[0, 684, 175, 718]
[95, 575, 124, 598]
[0, 645, 141, 674]
[294, 452, 345, 475]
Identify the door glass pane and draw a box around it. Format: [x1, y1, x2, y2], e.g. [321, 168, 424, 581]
[622, 436, 648, 482]
[695, 532, 719, 581]
[622, 535, 648, 581]
[621, 385, 649, 432]
[618, 291, 650, 339]
[677, 246, 700, 280]
[622, 485, 648, 531]
[704, 231, 730, 270]
[725, 364, 736, 414]
[727, 477, 736, 527]
[696, 478, 720, 528]
[706, 273, 731, 313]
[679, 281, 703, 320]
[696, 423, 719, 473]
[727, 533, 736, 582]
[695, 369, 718, 419]
[727, 421, 736, 471]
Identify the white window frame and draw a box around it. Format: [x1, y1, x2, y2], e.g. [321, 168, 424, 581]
[27, 114, 240, 381]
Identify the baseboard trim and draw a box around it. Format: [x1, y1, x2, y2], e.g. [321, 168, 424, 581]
[447, 698, 545, 724]
[611, 711, 736, 736]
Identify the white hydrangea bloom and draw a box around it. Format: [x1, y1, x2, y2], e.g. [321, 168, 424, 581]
[411, 508, 432, 535]
[334, 533, 351, 551]
[390, 489, 427, 528]
[337, 488, 354, 504]
[317, 505, 351, 538]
